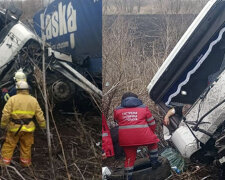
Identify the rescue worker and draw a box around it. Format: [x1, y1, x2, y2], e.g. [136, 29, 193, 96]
[102, 114, 114, 159]
[0, 81, 46, 167]
[2, 68, 27, 102]
[114, 92, 161, 180]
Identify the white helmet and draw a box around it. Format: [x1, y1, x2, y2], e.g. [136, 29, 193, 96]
[14, 68, 26, 82]
[16, 81, 29, 90]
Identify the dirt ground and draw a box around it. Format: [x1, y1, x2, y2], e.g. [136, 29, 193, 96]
[0, 110, 101, 180]
[103, 150, 220, 180]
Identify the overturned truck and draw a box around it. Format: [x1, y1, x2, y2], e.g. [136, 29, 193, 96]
[0, 0, 102, 109]
[148, 0, 225, 164]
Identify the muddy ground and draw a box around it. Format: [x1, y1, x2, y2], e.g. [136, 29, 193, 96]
[0, 109, 101, 180]
[103, 154, 220, 180]
[102, 124, 220, 180]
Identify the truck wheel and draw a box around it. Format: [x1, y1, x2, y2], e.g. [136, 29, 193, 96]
[51, 80, 75, 102]
[107, 156, 171, 180]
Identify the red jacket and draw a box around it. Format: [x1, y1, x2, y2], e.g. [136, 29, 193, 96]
[102, 114, 114, 157]
[114, 97, 159, 146]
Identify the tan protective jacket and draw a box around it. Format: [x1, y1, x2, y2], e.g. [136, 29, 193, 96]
[1, 90, 46, 132]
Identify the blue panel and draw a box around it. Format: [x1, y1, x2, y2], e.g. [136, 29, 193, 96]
[87, 57, 102, 73]
[33, 0, 102, 66]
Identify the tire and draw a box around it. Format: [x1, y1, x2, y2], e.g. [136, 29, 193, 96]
[107, 156, 171, 180]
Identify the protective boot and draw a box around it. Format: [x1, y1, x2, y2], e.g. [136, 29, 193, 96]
[20, 161, 31, 167]
[151, 159, 162, 170]
[149, 148, 161, 170]
[124, 169, 133, 180]
[124, 173, 132, 180]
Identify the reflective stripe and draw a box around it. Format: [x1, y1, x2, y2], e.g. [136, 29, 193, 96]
[148, 121, 155, 126]
[147, 117, 154, 122]
[20, 158, 31, 164]
[125, 167, 134, 171]
[150, 149, 158, 153]
[102, 133, 108, 137]
[9, 126, 35, 132]
[150, 154, 158, 158]
[3, 158, 11, 164]
[12, 110, 35, 115]
[4, 93, 10, 102]
[125, 172, 133, 176]
[119, 124, 149, 129]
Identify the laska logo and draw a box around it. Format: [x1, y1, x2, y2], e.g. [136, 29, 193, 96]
[40, 2, 77, 49]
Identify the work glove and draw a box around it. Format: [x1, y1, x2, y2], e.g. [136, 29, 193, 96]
[2, 88, 10, 102]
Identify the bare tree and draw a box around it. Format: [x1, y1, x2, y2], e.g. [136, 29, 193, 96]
[102, 0, 208, 126]
[136, 0, 142, 13]
[103, 0, 208, 14]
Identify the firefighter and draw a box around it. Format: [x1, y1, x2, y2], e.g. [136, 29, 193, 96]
[102, 114, 114, 159]
[0, 81, 46, 167]
[114, 92, 161, 180]
[2, 68, 27, 102]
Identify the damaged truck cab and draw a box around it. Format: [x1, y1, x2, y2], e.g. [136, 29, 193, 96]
[148, 0, 225, 163]
[0, 0, 102, 108]
[0, 8, 41, 91]
[0, 10, 38, 69]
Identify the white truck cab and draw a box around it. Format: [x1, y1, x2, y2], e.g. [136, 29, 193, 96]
[0, 22, 38, 68]
[0, 8, 42, 88]
[148, 0, 225, 162]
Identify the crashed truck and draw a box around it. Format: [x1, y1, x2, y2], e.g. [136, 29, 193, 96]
[148, 0, 225, 164]
[0, 0, 102, 109]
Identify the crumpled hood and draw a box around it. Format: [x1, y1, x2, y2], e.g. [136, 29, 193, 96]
[121, 97, 143, 107]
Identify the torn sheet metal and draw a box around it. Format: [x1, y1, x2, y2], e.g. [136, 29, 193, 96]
[171, 69, 225, 158]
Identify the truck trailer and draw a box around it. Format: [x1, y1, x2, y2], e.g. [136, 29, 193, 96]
[148, 0, 225, 163]
[0, 0, 102, 108]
